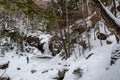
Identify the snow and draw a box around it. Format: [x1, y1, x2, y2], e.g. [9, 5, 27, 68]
[1, 2, 120, 80]
[99, 0, 120, 27]
[64, 42, 120, 80]
[1, 26, 120, 80]
[1, 24, 120, 80]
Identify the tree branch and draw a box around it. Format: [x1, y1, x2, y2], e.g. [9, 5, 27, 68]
[92, 0, 120, 41]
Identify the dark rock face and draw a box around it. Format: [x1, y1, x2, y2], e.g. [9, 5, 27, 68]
[26, 36, 45, 53]
[49, 35, 62, 56]
[37, 42, 45, 53]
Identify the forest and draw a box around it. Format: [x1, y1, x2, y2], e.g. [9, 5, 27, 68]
[0, 0, 120, 80]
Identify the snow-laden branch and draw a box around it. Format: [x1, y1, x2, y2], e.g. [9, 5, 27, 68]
[92, 0, 120, 41]
[98, 0, 120, 27]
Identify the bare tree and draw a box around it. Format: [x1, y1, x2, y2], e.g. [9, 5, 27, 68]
[92, 0, 120, 42]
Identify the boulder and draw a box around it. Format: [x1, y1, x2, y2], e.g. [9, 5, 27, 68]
[96, 32, 107, 40]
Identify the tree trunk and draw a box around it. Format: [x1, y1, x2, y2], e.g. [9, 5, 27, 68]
[113, 0, 117, 17]
[92, 0, 120, 42]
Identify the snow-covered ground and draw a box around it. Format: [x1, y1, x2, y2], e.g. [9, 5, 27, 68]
[0, 25, 120, 80]
[1, 6, 120, 79]
[65, 43, 120, 80]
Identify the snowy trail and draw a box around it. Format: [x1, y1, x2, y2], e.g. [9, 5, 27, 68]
[64, 44, 120, 80]
[0, 33, 120, 80]
[0, 52, 65, 80]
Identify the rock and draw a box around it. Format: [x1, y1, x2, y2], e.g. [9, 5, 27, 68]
[17, 68, 20, 70]
[53, 69, 68, 80]
[0, 77, 10, 80]
[0, 61, 9, 70]
[42, 70, 48, 74]
[96, 32, 107, 40]
[58, 63, 61, 65]
[49, 35, 62, 56]
[58, 69, 68, 80]
[31, 70, 37, 74]
[26, 36, 45, 53]
[73, 68, 83, 78]
[106, 40, 112, 44]
[37, 42, 45, 53]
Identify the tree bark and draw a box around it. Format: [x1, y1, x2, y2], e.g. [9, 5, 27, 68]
[113, 0, 117, 17]
[92, 0, 120, 42]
